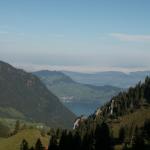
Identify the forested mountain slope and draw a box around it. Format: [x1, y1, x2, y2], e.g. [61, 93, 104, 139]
[0, 61, 75, 128]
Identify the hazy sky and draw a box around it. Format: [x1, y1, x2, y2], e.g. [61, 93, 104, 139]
[0, 0, 150, 72]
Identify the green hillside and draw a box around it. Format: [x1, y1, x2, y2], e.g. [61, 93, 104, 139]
[76, 76, 150, 149]
[0, 76, 150, 150]
[0, 61, 75, 128]
[0, 129, 49, 150]
[111, 107, 150, 138]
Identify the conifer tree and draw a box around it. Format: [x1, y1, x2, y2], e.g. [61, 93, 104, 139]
[72, 131, 81, 150]
[141, 119, 150, 143]
[95, 122, 112, 150]
[48, 135, 58, 150]
[14, 120, 20, 134]
[131, 127, 145, 150]
[59, 130, 68, 150]
[29, 147, 35, 150]
[20, 139, 29, 150]
[35, 138, 44, 150]
[119, 126, 125, 143]
[81, 133, 93, 150]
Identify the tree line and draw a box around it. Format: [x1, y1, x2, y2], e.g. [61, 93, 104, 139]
[20, 76, 150, 150]
[20, 119, 150, 150]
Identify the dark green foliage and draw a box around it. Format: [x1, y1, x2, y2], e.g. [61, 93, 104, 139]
[46, 77, 150, 150]
[143, 119, 150, 141]
[144, 76, 150, 103]
[97, 76, 150, 119]
[20, 139, 29, 150]
[59, 130, 70, 150]
[58, 130, 82, 150]
[47, 76, 150, 150]
[47, 122, 113, 150]
[0, 121, 10, 137]
[13, 120, 20, 134]
[131, 127, 145, 150]
[20, 138, 46, 150]
[94, 122, 112, 150]
[17, 76, 150, 150]
[35, 138, 44, 150]
[119, 126, 126, 143]
[81, 133, 94, 150]
[48, 135, 58, 150]
[0, 60, 75, 128]
[72, 132, 81, 150]
[55, 128, 62, 139]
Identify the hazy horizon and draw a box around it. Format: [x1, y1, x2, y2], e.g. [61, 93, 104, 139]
[0, 1, 150, 73]
[12, 62, 150, 74]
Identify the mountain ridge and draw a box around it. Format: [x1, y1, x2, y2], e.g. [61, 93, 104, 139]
[0, 61, 75, 128]
[63, 70, 150, 88]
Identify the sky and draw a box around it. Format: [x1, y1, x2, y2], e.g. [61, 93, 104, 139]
[0, 0, 150, 73]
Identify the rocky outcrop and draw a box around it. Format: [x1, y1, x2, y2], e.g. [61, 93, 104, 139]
[73, 115, 87, 129]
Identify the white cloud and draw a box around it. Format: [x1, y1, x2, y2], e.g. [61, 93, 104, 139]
[109, 33, 150, 42]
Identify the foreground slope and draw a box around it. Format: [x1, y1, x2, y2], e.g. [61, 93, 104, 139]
[0, 61, 75, 128]
[75, 77, 150, 149]
[94, 76, 150, 118]
[0, 129, 49, 150]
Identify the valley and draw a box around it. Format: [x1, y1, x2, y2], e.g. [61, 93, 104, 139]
[0, 66, 150, 149]
[0, 1, 149, 149]
[33, 70, 121, 115]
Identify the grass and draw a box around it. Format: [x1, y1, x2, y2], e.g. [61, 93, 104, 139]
[0, 107, 26, 119]
[0, 117, 48, 132]
[0, 107, 149, 150]
[0, 129, 49, 150]
[110, 106, 150, 138]
[114, 144, 123, 150]
[109, 106, 150, 150]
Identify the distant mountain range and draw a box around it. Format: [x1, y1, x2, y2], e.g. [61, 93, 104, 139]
[33, 70, 121, 115]
[63, 71, 150, 88]
[0, 61, 75, 128]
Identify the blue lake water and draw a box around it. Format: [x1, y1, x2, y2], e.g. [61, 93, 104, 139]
[64, 101, 102, 116]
